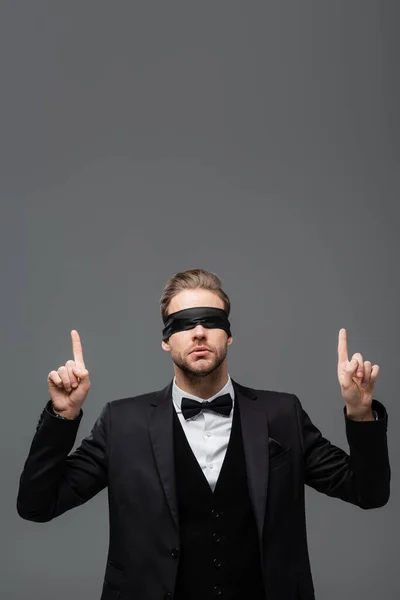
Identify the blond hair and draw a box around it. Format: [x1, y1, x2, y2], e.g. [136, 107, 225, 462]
[160, 268, 230, 322]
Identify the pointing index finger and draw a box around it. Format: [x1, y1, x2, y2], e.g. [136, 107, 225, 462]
[71, 329, 86, 369]
[338, 328, 348, 363]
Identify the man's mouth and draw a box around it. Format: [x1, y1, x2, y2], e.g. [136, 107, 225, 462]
[190, 347, 211, 356]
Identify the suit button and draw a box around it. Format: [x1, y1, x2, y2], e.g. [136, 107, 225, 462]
[213, 558, 223, 569]
[212, 533, 221, 544]
[213, 586, 224, 596]
[171, 548, 179, 559]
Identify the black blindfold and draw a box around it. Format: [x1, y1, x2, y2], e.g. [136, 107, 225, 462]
[162, 307, 232, 340]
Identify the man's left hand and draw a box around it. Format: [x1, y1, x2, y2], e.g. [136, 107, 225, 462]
[337, 328, 380, 417]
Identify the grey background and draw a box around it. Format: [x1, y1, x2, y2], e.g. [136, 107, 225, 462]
[2, 1, 398, 598]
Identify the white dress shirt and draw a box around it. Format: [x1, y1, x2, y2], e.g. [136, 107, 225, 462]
[172, 374, 235, 492]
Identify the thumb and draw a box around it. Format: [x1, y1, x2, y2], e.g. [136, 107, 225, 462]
[350, 358, 359, 373]
[341, 359, 358, 388]
[72, 366, 89, 380]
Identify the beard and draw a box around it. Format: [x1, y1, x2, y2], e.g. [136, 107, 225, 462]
[170, 343, 228, 379]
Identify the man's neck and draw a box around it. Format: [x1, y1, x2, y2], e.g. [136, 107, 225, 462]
[174, 369, 229, 400]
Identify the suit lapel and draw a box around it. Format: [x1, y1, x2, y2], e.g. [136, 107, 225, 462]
[232, 379, 270, 543]
[148, 380, 179, 532]
[148, 378, 271, 542]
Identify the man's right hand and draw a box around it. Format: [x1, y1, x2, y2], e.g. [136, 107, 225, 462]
[47, 330, 91, 418]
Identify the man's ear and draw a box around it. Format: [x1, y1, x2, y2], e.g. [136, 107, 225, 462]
[227, 336, 233, 346]
[161, 339, 171, 352]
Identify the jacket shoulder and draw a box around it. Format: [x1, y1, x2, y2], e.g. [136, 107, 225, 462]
[255, 388, 297, 414]
[234, 379, 295, 403]
[109, 388, 163, 410]
[233, 379, 297, 417]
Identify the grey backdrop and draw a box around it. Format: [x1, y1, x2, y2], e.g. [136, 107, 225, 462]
[2, 1, 398, 599]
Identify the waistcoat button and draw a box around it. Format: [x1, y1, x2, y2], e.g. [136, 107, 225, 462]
[171, 547, 179, 558]
[213, 558, 223, 569]
[212, 533, 221, 544]
[213, 585, 224, 596]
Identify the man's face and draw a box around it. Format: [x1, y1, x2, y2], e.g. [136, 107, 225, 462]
[161, 289, 232, 378]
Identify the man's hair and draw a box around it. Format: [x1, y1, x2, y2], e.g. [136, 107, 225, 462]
[160, 268, 231, 322]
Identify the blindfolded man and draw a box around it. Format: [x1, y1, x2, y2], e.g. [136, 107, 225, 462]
[17, 268, 390, 600]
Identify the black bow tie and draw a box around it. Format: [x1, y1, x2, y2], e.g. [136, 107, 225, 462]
[181, 393, 233, 420]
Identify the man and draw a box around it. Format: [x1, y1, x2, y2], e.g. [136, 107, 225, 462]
[17, 268, 390, 600]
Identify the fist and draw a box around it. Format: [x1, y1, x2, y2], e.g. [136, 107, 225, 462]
[47, 330, 91, 416]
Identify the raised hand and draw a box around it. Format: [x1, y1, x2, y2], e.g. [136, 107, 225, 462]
[337, 328, 380, 418]
[47, 330, 91, 417]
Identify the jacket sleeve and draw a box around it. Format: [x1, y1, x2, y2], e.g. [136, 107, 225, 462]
[293, 395, 391, 509]
[16, 400, 109, 522]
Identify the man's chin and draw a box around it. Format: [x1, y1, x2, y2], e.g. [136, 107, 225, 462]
[186, 365, 215, 376]
[177, 360, 218, 377]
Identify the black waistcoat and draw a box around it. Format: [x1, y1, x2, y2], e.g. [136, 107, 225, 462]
[172, 398, 265, 600]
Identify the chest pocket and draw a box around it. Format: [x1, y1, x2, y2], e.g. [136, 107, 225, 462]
[269, 444, 291, 472]
[103, 560, 124, 598]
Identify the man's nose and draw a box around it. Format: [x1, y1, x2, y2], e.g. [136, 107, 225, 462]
[192, 325, 207, 338]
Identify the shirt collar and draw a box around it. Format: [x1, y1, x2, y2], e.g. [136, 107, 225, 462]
[172, 374, 235, 414]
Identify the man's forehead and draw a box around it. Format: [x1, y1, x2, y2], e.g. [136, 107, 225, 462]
[168, 290, 224, 314]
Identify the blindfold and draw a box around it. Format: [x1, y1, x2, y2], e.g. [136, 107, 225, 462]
[162, 306, 232, 340]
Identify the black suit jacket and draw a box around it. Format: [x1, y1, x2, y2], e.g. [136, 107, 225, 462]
[17, 379, 390, 600]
